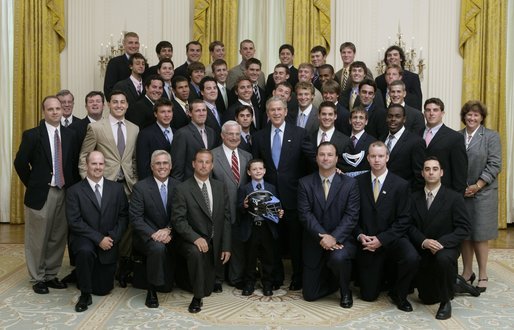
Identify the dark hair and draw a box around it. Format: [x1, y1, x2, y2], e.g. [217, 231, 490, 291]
[317, 141, 338, 155]
[424, 97, 445, 112]
[387, 103, 406, 116]
[424, 155, 442, 169]
[171, 75, 189, 89]
[247, 158, 265, 171]
[349, 61, 368, 75]
[187, 62, 205, 76]
[186, 41, 202, 51]
[384, 45, 406, 68]
[279, 44, 295, 55]
[274, 63, 290, 75]
[153, 98, 173, 113]
[460, 100, 487, 125]
[41, 95, 59, 110]
[321, 80, 341, 95]
[235, 105, 254, 117]
[144, 75, 164, 88]
[275, 81, 293, 91]
[128, 52, 146, 66]
[199, 76, 217, 91]
[107, 89, 128, 102]
[318, 64, 335, 74]
[209, 40, 224, 52]
[155, 41, 173, 54]
[358, 78, 377, 92]
[193, 148, 212, 161]
[245, 58, 262, 70]
[310, 45, 327, 56]
[85, 91, 104, 105]
[350, 106, 368, 119]
[339, 42, 356, 53]
[157, 58, 174, 70]
[211, 59, 227, 71]
[318, 101, 337, 113]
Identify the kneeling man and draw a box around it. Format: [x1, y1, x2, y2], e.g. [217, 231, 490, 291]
[298, 142, 360, 308]
[408, 156, 471, 320]
[66, 151, 128, 312]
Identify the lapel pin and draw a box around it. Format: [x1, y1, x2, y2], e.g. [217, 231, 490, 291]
[382, 191, 387, 195]
[287, 139, 291, 142]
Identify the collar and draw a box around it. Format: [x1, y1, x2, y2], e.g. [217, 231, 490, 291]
[371, 169, 388, 185]
[424, 183, 442, 198]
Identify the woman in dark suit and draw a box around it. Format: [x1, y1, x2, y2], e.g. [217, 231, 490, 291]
[459, 101, 502, 292]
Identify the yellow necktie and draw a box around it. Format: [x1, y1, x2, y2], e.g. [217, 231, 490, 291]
[323, 178, 329, 199]
[373, 178, 380, 202]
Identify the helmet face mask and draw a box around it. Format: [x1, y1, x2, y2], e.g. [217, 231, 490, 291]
[247, 190, 282, 223]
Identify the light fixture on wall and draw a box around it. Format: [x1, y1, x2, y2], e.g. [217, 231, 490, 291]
[375, 23, 426, 80]
[97, 31, 148, 76]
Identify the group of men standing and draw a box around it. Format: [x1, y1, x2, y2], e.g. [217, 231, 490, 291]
[13, 32, 476, 320]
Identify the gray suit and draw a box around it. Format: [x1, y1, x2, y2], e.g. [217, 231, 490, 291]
[460, 126, 502, 240]
[211, 146, 252, 285]
[226, 62, 266, 90]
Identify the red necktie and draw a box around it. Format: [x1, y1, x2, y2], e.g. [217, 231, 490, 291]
[231, 150, 240, 182]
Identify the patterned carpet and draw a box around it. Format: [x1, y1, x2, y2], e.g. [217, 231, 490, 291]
[1, 244, 514, 329]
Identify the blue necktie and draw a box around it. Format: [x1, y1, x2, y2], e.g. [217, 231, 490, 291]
[272, 128, 281, 168]
[160, 183, 167, 211]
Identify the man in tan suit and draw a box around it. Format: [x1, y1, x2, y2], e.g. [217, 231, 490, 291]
[79, 89, 139, 287]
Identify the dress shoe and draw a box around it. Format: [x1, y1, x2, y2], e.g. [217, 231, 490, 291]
[145, 289, 159, 308]
[288, 281, 302, 291]
[388, 292, 413, 312]
[242, 284, 254, 296]
[45, 278, 67, 289]
[435, 301, 452, 320]
[272, 283, 282, 290]
[32, 282, 49, 294]
[188, 297, 202, 313]
[213, 283, 223, 293]
[75, 293, 92, 313]
[118, 273, 128, 288]
[340, 291, 353, 308]
[455, 274, 480, 297]
[262, 285, 273, 297]
[462, 272, 476, 285]
[476, 278, 488, 293]
[232, 282, 245, 290]
[61, 270, 77, 284]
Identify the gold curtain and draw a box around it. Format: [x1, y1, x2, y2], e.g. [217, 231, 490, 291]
[193, 0, 238, 68]
[285, 0, 330, 65]
[10, 0, 66, 224]
[459, 0, 507, 228]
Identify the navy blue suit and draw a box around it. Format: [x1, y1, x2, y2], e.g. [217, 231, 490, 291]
[298, 173, 360, 300]
[136, 122, 174, 179]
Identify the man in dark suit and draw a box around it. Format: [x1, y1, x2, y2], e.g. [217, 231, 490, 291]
[298, 142, 360, 308]
[188, 62, 206, 102]
[354, 79, 387, 139]
[226, 39, 266, 90]
[422, 98, 468, 194]
[340, 107, 376, 175]
[200, 76, 223, 136]
[145, 40, 173, 77]
[382, 104, 425, 190]
[136, 98, 174, 179]
[170, 76, 191, 130]
[56, 90, 79, 127]
[174, 41, 202, 79]
[103, 32, 143, 97]
[252, 96, 317, 290]
[387, 80, 425, 133]
[130, 150, 180, 308]
[289, 81, 319, 136]
[375, 46, 423, 111]
[310, 101, 350, 169]
[69, 91, 105, 151]
[265, 44, 298, 93]
[14, 95, 79, 294]
[171, 99, 219, 181]
[157, 58, 175, 100]
[265, 64, 290, 99]
[320, 80, 351, 137]
[66, 150, 128, 312]
[211, 121, 252, 290]
[223, 76, 263, 130]
[339, 61, 368, 111]
[112, 53, 146, 106]
[235, 105, 254, 154]
[211, 59, 229, 113]
[171, 149, 231, 313]
[409, 156, 471, 320]
[354, 141, 419, 312]
[126, 75, 164, 129]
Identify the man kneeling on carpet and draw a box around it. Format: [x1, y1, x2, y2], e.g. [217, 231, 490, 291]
[66, 151, 128, 312]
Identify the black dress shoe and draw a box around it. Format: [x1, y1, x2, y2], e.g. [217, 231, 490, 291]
[455, 275, 480, 297]
[32, 282, 49, 294]
[340, 291, 353, 308]
[262, 285, 273, 296]
[388, 292, 413, 312]
[75, 293, 92, 312]
[118, 273, 128, 288]
[242, 285, 254, 296]
[213, 283, 223, 293]
[145, 289, 159, 308]
[61, 270, 77, 284]
[45, 278, 67, 289]
[272, 283, 282, 290]
[435, 301, 452, 320]
[288, 281, 302, 291]
[188, 297, 202, 313]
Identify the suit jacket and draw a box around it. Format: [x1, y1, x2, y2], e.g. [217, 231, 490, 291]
[126, 96, 156, 130]
[404, 104, 425, 134]
[14, 121, 79, 209]
[170, 123, 219, 181]
[136, 122, 174, 179]
[226, 62, 266, 90]
[287, 105, 319, 136]
[79, 118, 139, 191]
[265, 67, 299, 99]
[335, 67, 374, 91]
[382, 129, 425, 190]
[66, 178, 128, 264]
[112, 77, 143, 106]
[334, 102, 352, 136]
[354, 101, 388, 139]
[298, 173, 360, 267]
[211, 146, 252, 224]
[170, 98, 191, 130]
[188, 83, 203, 102]
[205, 104, 223, 137]
[222, 100, 263, 131]
[68, 116, 92, 151]
[174, 61, 190, 80]
[355, 171, 411, 248]
[130, 176, 181, 243]
[376, 70, 423, 110]
[237, 181, 280, 242]
[409, 185, 470, 250]
[252, 122, 316, 209]
[171, 177, 232, 257]
[238, 133, 253, 153]
[215, 86, 228, 114]
[104, 54, 130, 97]
[340, 131, 376, 173]
[310, 129, 351, 171]
[423, 124, 468, 193]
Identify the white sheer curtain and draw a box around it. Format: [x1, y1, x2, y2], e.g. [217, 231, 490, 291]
[237, 0, 285, 75]
[506, 0, 513, 223]
[0, 0, 13, 223]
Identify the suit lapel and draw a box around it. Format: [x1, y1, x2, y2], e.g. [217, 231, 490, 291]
[325, 174, 342, 209]
[190, 179, 212, 219]
[38, 123, 53, 168]
[279, 124, 294, 167]
[148, 179, 167, 217]
[100, 119, 120, 159]
[80, 179, 101, 211]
